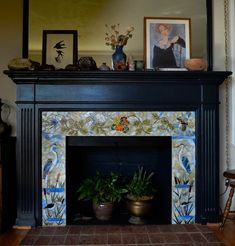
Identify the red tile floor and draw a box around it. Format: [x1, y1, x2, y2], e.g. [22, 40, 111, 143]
[20, 224, 224, 245]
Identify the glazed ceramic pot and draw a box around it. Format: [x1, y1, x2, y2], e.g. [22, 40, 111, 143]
[184, 58, 208, 71]
[92, 201, 114, 221]
[135, 60, 145, 71]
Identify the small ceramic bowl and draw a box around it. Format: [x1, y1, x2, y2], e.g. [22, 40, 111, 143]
[184, 58, 208, 71]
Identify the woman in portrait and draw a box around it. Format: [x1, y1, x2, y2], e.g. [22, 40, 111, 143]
[152, 24, 185, 68]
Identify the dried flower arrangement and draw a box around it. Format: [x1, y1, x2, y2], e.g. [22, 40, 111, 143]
[105, 24, 134, 50]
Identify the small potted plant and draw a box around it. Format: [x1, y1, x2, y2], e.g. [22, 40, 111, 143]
[77, 172, 127, 221]
[126, 166, 156, 224]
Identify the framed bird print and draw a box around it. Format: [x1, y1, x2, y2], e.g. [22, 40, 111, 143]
[42, 30, 78, 69]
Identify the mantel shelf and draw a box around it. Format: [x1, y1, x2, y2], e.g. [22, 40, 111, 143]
[4, 70, 232, 85]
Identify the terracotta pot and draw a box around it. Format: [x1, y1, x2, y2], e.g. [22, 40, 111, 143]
[184, 58, 208, 71]
[92, 201, 114, 221]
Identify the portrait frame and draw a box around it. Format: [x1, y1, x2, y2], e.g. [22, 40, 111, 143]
[42, 30, 78, 69]
[144, 17, 191, 70]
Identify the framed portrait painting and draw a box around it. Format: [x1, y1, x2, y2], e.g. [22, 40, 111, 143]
[144, 17, 191, 70]
[42, 30, 78, 69]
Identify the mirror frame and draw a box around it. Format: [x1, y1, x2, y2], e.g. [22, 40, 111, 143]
[22, 0, 213, 71]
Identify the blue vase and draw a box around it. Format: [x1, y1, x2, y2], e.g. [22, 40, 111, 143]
[112, 45, 127, 70]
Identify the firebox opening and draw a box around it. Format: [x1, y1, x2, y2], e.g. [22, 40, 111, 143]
[66, 136, 172, 225]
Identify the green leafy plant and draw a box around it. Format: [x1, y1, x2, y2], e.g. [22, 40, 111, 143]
[77, 172, 127, 204]
[126, 166, 156, 201]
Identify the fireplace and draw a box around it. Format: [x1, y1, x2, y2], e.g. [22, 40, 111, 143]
[66, 136, 172, 225]
[41, 110, 195, 226]
[4, 70, 231, 227]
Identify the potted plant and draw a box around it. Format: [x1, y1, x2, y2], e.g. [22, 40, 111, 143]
[77, 172, 127, 221]
[126, 166, 156, 224]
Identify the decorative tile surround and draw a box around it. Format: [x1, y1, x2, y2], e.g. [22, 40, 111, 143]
[41, 111, 195, 226]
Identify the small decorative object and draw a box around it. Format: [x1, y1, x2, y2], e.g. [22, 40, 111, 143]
[105, 24, 134, 70]
[39, 64, 55, 71]
[98, 62, 110, 71]
[8, 58, 32, 70]
[126, 166, 156, 224]
[77, 172, 127, 221]
[144, 17, 191, 69]
[184, 58, 208, 71]
[65, 64, 79, 71]
[127, 55, 135, 71]
[77, 56, 97, 71]
[0, 99, 11, 138]
[29, 60, 41, 70]
[135, 60, 145, 71]
[42, 30, 78, 69]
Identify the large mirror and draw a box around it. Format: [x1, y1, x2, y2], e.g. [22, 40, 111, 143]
[23, 0, 213, 70]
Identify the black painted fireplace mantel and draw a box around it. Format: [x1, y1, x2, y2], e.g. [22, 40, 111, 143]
[4, 70, 232, 226]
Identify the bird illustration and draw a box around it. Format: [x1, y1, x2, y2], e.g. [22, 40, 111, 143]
[177, 117, 188, 131]
[53, 40, 66, 49]
[55, 50, 64, 63]
[43, 158, 53, 179]
[177, 143, 192, 174]
[44, 203, 55, 209]
[43, 144, 59, 180]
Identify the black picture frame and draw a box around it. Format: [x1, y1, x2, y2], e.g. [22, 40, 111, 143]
[42, 30, 78, 69]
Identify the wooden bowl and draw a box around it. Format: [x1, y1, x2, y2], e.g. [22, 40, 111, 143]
[184, 58, 208, 71]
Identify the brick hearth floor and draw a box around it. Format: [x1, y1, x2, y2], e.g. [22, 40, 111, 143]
[20, 224, 224, 245]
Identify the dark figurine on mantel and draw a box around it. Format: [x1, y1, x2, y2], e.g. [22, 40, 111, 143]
[0, 99, 11, 138]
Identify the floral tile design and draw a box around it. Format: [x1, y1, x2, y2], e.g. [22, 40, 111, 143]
[41, 111, 195, 226]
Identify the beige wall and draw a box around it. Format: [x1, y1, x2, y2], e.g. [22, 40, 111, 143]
[0, 0, 234, 213]
[0, 0, 23, 135]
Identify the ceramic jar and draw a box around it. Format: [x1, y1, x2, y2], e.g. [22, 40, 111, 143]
[99, 62, 110, 71]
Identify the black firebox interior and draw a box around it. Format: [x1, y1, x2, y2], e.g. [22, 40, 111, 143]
[66, 136, 172, 225]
